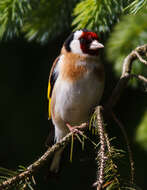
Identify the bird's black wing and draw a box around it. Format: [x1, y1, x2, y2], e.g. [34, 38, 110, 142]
[47, 56, 60, 119]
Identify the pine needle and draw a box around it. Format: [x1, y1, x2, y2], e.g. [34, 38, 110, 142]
[70, 134, 74, 162]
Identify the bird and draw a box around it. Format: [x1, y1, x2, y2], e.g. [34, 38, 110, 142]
[47, 29, 105, 173]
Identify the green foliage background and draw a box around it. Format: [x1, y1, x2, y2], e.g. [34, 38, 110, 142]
[0, 0, 147, 189]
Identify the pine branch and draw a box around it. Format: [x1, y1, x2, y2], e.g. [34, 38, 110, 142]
[0, 0, 78, 43]
[0, 123, 87, 190]
[0, 0, 32, 39]
[93, 107, 125, 190]
[125, 0, 147, 14]
[93, 43, 147, 190]
[95, 106, 106, 190]
[23, 0, 78, 43]
[72, 0, 124, 34]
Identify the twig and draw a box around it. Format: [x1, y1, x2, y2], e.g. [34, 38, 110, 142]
[107, 44, 147, 110]
[133, 50, 147, 65]
[0, 123, 87, 190]
[95, 106, 107, 190]
[130, 74, 147, 84]
[111, 112, 135, 184]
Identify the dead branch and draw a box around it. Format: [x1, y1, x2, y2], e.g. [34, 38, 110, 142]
[133, 50, 147, 65]
[106, 44, 147, 110]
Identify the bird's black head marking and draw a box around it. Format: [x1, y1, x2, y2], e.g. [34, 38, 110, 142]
[82, 28, 89, 32]
[64, 32, 74, 52]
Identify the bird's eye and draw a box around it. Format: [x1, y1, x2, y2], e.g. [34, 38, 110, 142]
[87, 39, 92, 44]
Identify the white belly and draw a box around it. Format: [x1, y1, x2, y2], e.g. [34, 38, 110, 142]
[53, 73, 104, 125]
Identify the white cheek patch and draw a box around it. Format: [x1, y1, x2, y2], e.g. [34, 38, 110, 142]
[74, 30, 83, 39]
[70, 39, 83, 54]
[69, 30, 83, 54]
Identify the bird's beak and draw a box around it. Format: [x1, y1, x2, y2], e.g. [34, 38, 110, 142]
[89, 40, 104, 50]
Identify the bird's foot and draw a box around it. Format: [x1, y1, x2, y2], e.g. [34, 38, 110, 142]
[66, 123, 87, 135]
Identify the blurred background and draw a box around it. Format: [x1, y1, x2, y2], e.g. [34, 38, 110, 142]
[0, 0, 147, 189]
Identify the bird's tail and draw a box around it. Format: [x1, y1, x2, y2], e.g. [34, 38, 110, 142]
[49, 148, 64, 173]
[49, 126, 68, 173]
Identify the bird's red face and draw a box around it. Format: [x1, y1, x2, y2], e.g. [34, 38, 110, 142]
[64, 29, 104, 56]
[79, 31, 102, 56]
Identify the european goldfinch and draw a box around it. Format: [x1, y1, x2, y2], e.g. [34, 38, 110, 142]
[48, 29, 105, 172]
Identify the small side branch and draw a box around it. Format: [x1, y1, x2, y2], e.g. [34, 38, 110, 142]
[133, 49, 147, 65]
[0, 123, 87, 190]
[130, 74, 147, 84]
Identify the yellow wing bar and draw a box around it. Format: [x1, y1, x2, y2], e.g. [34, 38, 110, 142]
[47, 81, 51, 119]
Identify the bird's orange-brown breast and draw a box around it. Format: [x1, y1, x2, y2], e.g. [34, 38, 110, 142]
[60, 48, 87, 82]
[60, 47, 104, 82]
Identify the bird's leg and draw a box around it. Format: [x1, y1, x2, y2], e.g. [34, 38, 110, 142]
[66, 122, 87, 134]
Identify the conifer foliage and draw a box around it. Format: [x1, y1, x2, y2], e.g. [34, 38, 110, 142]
[72, 0, 124, 33]
[0, 0, 147, 190]
[0, 0, 31, 39]
[0, 0, 78, 43]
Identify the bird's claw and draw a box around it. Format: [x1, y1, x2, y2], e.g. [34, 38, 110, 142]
[66, 123, 87, 135]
